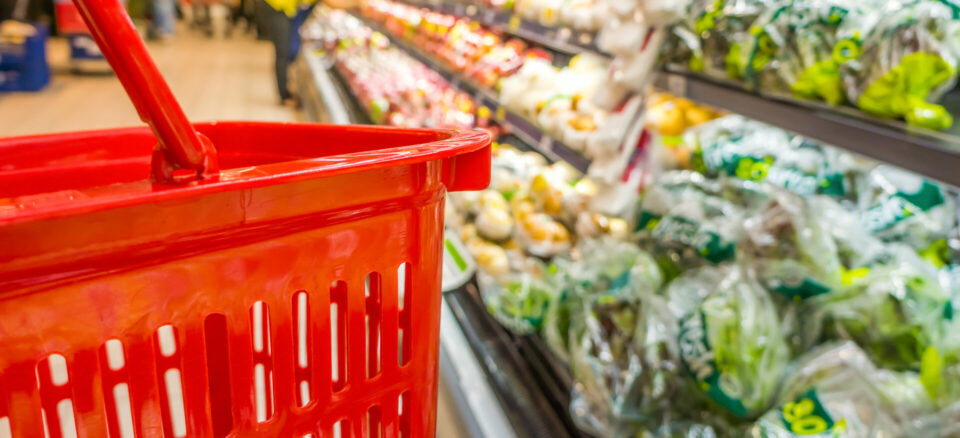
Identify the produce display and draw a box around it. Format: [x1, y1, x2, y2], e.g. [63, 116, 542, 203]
[446, 112, 960, 436]
[302, 3, 960, 437]
[361, 0, 621, 159]
[305, 8, 480, 129]
[663, 0, 960, 130]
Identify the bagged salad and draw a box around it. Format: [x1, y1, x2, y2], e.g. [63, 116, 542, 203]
[837, 0, 960, 130]
[666, 266, 793, 419]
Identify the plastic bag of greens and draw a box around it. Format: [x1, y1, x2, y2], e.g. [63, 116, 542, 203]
[739, 0, 879, 103]
[856, 166, 956, 252]
[478, 256, 558, 334]
[750, 341, 932, 437]
[680, 0, 780, 80]
[568, 271, 723, 437]
[813, 243, 951, 370]
[637, 171, 769, 278]
[741, 189, 843, 302]
[687, 115, 854, 197]
[543, 238, 662, 364]
[838, 0, 960, 130]
[666, 265, 792, 419]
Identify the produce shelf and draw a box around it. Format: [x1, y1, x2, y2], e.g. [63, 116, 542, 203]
[352, 10, 593, 174]
[441, 278, 595, 438]
[297, 47, 371, 124]
[655, 70, 960, 187]
[396, 0, 609, 58]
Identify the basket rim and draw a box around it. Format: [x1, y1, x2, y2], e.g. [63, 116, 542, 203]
[0, 122, 490, 226]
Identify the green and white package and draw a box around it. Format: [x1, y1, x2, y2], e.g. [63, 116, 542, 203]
[739, 0, 879, 103]
[741, 189, 843, 302]
[751, 341, 930, 438]
[837, 0, 960, 130]
[567, 260, 696, 436]
[687, 116, 853, 198]
[856, 166, 956, 251]
[637, 171, 769, 275]
[667, 266, 792, 418]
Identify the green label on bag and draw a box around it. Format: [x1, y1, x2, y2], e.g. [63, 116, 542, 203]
[696, 141, 845, 196]
[774, 278, 831, 301]
[641, 213, 735, 263]
[779, 389, 845, 436]
[679, 311, 749, 417]
[861, 181, 945, 233]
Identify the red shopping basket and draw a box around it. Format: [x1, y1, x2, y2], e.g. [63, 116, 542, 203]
[0, 1, 490, 437]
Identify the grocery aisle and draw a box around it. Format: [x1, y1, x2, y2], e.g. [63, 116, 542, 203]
[0, 30, 298, 137]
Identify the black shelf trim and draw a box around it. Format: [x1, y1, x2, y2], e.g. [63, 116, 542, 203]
[655, 70, 960, 187]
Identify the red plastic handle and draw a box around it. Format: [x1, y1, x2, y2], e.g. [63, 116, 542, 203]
[71, 0, 218, 183]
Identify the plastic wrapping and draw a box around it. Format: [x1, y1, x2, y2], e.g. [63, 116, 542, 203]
[751, 341, 931, 437]
[838, 0, 960, 129]
[740, 0, 877, 103]
[687, 115, 854, 198]
[666, 266, 792, 419]
[741, 189, 843, 302]
[637, 171, 769, 277]
[855, 165, 957, 252]
[813, 242, 951, 370]
[670, 0, 780, 79]
[478, 256, 558, 334]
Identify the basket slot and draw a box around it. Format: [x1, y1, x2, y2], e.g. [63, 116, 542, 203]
[398, 391, 411, 438]
[330, 281, 349, 393]
[365, 405, 382, 438]
[292, 291, 313, 408]
[364, 273, 382, 380]
[98, 339, 137, 438]
[332, 418, 349, 438]
[153, 325, 187, 438]
[249, 301, 275, 424]
[202, 314, 234, 438]
[397, 263, 412, 367]
[36, 354, 78, 438]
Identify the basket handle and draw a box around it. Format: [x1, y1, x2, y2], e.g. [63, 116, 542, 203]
[72, 0, 219, 183]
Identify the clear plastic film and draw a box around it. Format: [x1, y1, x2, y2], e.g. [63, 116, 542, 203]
[666, 265, 792, 419]
[837, 0, 960, 130]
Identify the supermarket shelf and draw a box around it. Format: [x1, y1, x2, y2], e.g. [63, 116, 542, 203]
[398, 0, 608, 58]
[353, 11, 592, 173]
[655, 70, 960, 187]
[441, 279, 594, 438]
[298, 47, 371, 124]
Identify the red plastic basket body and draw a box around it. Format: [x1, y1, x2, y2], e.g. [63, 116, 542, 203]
[0, 122, 490, 438]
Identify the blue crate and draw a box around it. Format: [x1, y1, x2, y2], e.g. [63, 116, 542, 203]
[0, 22, 50, 92]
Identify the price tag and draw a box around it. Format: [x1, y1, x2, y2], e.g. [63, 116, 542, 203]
[508, 15, 521, 32]
[495, 106, 506, 121]
[666, 74, 687, 96]
[466, 5, 478, 16]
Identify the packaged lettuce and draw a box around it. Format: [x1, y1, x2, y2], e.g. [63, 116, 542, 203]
[739, 0, 878, 103]
[478, 257, 558, 334]
[856, 166, 956, 251]
[637, 171, 769, 276]
[838, 0, 960, 130]
[683, 0, 780, 80]
[814, 243, 951, 370]
[687, 116, 853, 198]
[568, 265, 696, 436]
[666, 266, 792, 418]
[750, 341, 929, 437]
[741, 189, 843, 302]
[544, 238, 662, 364]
